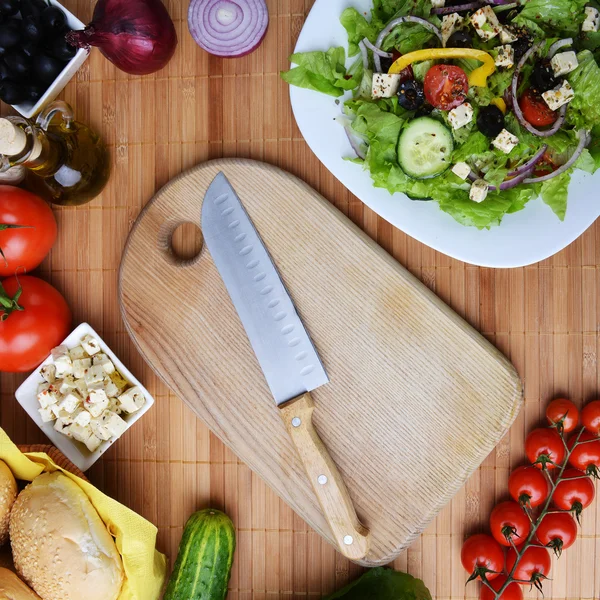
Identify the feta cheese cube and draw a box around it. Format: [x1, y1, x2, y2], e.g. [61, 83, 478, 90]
[51, 345, 69, 360]
[38, 407, 55, 423]
[87, 379, 105, 391]
[84, 364, 105, 385]
[93, 353, 115, 375]
[495, 45, 514, 69]
[442, 13, 463, 46]
[551, 51, 578, 77]
[54, 419, 68, 435]
[75, 378, 88, 396]
[452, 162, 472, 180]
[470, 6, 501, 41]
[104, 379, 119, 398]
[90, 417, 112, 441]
[448, 102, 473, 129]
[39, 364, 56, 383]
[85, 434, 102, 453]
[73, 409, 92, 427]
[371, 73, 402, 99]
[57, 411, 75, 426]
[54, 354, 73, 378]
[59, 376, 77, 396]
[108, 398, 122, 415]
[431, 0, 445, 7]
[38, 387, 58, 409]
[583, 6, 600, 32]
[109, 371, 129, 392]
[101, 410, 128, 438]
[85, 390, 109, 418]
[118, 386, 146, 414]
[72, 357, 92, 379]
[492, 128, 519, 154]
[499, 26, 517, 44]
[67, 423, 92, 443]
[68, 345, 87, 360]
[58, 391, 82, 414]
[470, 179, 489, 203]
[542, 80, 575, 111]
[81, 335, 101, 356]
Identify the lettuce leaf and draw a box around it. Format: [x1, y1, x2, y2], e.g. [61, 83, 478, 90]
[513, 0, 588, 36]
[340, 8, 378, 57]
[567, 50, 600, 130]
[281, 48, 361, 97]
[540, 170, 572, 220]
[371, 0, 432, 23]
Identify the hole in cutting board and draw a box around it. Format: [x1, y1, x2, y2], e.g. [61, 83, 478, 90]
[170, 222, 204, 263]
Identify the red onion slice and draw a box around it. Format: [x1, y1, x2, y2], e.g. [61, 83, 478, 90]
[548, 38, 573, 59]
[188, 0, 269, 58]
[508, 144, 548, 177]
[523, 130, 589, 184]
[358, 40, 369, 71]
[344, 125, 367, 160]
[363, 38, 392, 59]
[468, 169, 534, 191]
[485, 0, 515, 4]
[432, 2, 483, 14]
[376, 16, 443, 53]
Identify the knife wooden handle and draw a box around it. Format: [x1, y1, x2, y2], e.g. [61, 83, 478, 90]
[280, 392, 370, 561]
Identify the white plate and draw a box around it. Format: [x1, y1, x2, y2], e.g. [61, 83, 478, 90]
[15, 323, 155, 472]
[289, 0, 600, 267]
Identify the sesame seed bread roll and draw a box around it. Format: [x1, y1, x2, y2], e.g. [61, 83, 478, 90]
[0, 461, 17, 546]
[0, 568, 40, 599]
[9, 472, 123, 600]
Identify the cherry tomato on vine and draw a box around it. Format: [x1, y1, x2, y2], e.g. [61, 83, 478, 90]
[461, 534, 505, 581]
[506, 546, 551, 588]
[489, 501, 531, 547]
[423, 64, 468, 110]
[480, 575, 524, 600]
[546, 398, 580, 434]
[536, 512, 577, 556]
[582, 400, 600, 435]
[525, 428, 565, 469]
[568, 431, 600, 476]
[553, 468, 595, 520]
[508, 466, 550, 508]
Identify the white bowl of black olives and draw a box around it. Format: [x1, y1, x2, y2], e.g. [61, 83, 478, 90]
[0, 0, 89, 118]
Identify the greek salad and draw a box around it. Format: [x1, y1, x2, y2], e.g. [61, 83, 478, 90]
[282, 0, 600, 228]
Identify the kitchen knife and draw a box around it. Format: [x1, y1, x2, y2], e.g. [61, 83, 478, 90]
[202, 172, 369, 561]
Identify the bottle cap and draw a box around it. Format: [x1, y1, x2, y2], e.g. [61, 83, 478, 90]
[0, 118, 42, 160]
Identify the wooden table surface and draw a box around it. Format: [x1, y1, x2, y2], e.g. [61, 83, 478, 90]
[0, 1, 599, 599]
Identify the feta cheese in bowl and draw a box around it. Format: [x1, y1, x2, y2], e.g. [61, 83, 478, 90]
[15, 323, 155, 472]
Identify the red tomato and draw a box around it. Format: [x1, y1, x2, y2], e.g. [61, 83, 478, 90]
[553, 468, 596, 518]
[525, 428, 565, 470]
[461, 534, 505, 581]
[536, 512, 577, 556]
[568, 431, 600, 474]
[0, 186, 56, 277]
[480, 575, 524, 600]
[424, 64, 468, 110]
[0, 275, 71, 372]
[508, 466, 550, 508]
[546, 398, 580, 433]
[519, 88, 558, 128]
[489, 501, 531, 547]
[582, 400, 600, 435]
[506, 546, 551, 584]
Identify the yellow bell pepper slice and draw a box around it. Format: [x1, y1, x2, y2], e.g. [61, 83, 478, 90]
[388, 48, 496, 88]
[491, 97, 507, 114]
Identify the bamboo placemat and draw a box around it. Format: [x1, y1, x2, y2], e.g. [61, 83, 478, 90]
[0, 0, 598, 598]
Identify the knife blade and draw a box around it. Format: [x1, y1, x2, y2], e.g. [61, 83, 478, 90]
[202, 172, 369, 561]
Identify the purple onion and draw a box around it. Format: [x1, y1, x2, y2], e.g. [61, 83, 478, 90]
[375, 16, 443, 54]
[432, 2, 483, 15]
[508, 145, 548, 178]
[358, 40, 369, 71]
[363, 38, 392, 59]
[468, 169, 534, 191]
[548, 38, 573, 59]
[344, 125, 367, 160]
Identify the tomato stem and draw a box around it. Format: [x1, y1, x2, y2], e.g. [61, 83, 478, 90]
[0, 281, 23, 320]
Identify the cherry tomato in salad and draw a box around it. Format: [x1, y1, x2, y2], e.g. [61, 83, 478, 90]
[460, 534, 504, 581]
[582, 400, 600, 435]
[489, 501, 531, 547]
[568, 431, 600, 474]
[536, 512, 577, 556]
[480, 575, 523, 600]
[553, 468, 595, 518]
[519, 88, 558, 128]
[546, 398, 580, 433]
[424, 64, 468, 110]
[525, 428, 565, 470]
[506, 546, 551, 585]
[533, 151, 559, 178]
[508, 466, 550, 508]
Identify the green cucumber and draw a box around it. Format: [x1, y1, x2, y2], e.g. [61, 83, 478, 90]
[164, 509, 236, 600]
[397, 117, 453, 180]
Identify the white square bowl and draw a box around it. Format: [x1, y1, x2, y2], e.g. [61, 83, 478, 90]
[12, 0, 90, 119]
[15, 323, 155, 472]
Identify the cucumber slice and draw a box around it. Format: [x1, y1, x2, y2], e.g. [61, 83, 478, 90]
[397, 117, 454, 180]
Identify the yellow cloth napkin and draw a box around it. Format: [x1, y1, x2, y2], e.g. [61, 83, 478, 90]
[0, 429, 167, 600]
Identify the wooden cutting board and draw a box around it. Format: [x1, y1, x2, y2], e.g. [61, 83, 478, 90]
[119, 158, 522, 566]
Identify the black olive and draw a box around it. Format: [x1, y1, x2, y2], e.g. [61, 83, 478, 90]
[22, 41, 37, 57]
[415, 103, 433, 118]
[477, 105, 505, 138]
[512, 27, 534, 63]
[0, 47, 5, 57]
[446, 30, 473, 49]
[33, 53, 65, 83]
[0, 81, 27, 104]
[530, 59, 558, 93]
[25, 82, 46, 102]
[22, 16, 46, 43]
[0, 60, 10, 79]
[0, 0, 19, 16]
[41, 6, 67, 32]
[0, 22, 20, 48]
[49, 34, 76, 61]
[20, 0, 48, 19]
[397, 79, 425, 111]
[4, 49, 32, 78]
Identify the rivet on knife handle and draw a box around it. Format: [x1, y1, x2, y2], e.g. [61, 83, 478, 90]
[280, 392, 370, 561]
